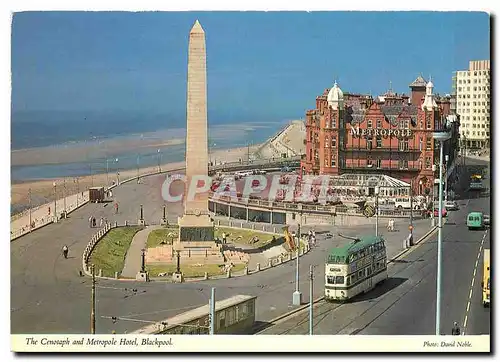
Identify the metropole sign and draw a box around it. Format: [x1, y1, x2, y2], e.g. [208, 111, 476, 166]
[350, 126, 413, 139]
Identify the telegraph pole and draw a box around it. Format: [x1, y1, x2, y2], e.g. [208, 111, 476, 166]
[209, 287, 216, 335]
[309, 265, 314, 335]
[91, 265, 96, 334]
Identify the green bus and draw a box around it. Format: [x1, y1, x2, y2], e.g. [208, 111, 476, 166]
[325, 235, 387, 302]
[467, 212, 484, 230]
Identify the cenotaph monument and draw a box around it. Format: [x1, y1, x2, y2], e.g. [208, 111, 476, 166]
[173, 20, 223, 263]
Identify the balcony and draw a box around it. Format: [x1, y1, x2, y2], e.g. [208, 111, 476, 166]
[341, 146, 422, 153]
[341, 164, 420, 172]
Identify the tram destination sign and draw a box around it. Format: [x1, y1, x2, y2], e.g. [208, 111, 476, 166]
[350, 126, 413, 139]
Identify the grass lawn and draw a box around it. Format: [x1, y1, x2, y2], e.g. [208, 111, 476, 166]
[146, 226, 179, 248]
[89, 226, 143, 277]
[146, 263, 246, 278]
[214, 226, 281, 248]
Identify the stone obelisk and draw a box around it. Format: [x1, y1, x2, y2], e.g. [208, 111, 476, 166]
[175, 20, 220, 259]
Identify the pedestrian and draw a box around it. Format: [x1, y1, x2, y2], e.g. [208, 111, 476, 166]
[89, 215, 93, 228]
[100, 217, 104, 228]
[114, 202, 119, 214]
[62, 245, 69, 259]
[92, 217, 96, 228]
[405, 232, 413, 249]
[451, 322, 461, 335]
[222, 232, 226, 244]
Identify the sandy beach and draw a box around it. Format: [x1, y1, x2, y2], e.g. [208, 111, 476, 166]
[10, 144, 261, 217]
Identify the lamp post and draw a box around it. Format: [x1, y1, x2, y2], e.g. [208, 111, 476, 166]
[431, 165, 436, 227]
[28, 188, 32, 232]
[115, 158, 119, 185]
[374, 186, 380, 237]
[432, 130, 451, 336]
[157, 149, 161, 172]
[63, 178, 67, 218]
[106, 159, 110, 186]
[409, 178, 414, 244]
[140, 249, 146, 273]
[444, 155, 449, 201]
[53, 182, 57, 223]
[292, 226, 302, 306]
[137, 154, 140, 180]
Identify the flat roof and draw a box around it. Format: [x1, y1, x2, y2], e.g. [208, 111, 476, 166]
[130, 294, 256, 334]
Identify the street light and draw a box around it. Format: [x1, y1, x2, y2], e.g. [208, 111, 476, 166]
[292, 227, 302, 306]
[433, 130, 451, 336]
[444, 155, 449, 201]
[374, 186, 380, 237]
[115, 158, 119, 185]
[157, 149, 161, 172]
[52, 182, 57, 223]
[431, 165, 436, 227]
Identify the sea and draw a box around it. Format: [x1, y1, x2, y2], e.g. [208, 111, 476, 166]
[11, 110, 292, 182]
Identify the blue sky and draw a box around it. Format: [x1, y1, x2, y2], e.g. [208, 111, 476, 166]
[11, 11, 490, 121]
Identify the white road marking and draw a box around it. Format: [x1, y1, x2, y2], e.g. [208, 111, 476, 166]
[462, 230, 488, 335]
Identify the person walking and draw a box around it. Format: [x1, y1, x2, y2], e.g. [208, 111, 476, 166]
[451, 322, 461, 335]
[62, 245, 69, 259]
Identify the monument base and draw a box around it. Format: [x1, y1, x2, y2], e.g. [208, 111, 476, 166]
[174, 213, 224, 263]
[171, 272, 184, 283]
[160, 218, 169, 226]
[136, 271, 150, 282]
[138, 219, 145, 226]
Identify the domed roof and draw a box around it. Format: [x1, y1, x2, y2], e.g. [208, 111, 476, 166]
[327, 81, 344, 109]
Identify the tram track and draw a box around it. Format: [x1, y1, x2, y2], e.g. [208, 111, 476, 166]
[258, 226, 440, 335]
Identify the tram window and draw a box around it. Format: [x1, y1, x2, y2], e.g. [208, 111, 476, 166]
[327, 276, 335, 284]
[358, 270, 364, 278]
[219, 310, 226, 329]
[346, 276, 351, 286]
[367, 267, 372, 276]
[335, 276, 345, 284]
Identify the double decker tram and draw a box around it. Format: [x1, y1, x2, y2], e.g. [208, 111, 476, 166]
[325, 235, 388, 301]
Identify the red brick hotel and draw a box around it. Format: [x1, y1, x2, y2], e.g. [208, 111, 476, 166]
[301, 76, 460, 195]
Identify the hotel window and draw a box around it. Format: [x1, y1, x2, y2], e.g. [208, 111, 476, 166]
[325, 159, 330, 167]
[376, 136, 382, 148]
[367, 120, 373, 128]
[398, 158, 409, 169]
[332, 118, 337, 128]
[376, 158, 382, 169]
[426, 114, 432, 129]
[426, 138, 432, 150]
[419, 137, 423, 151]
[325, 136, 329, 148]
[367, 157, 373, 167]
[332, 136, 337, 147]
[366, 138, 373, 150]
[425, 157, 431, 169]
[376, 119, 382, 128]
[331, 156, 336, 167]
[399, 139, 408, 151]
[419, 160, 423, 169]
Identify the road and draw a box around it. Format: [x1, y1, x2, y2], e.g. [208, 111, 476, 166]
[11, 168, 435, 334]
[259, 157, 491, 335]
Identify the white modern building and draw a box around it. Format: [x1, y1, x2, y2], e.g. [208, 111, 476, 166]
[452, 60, 490, 149]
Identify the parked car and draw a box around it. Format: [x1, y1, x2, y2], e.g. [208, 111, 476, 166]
[445, 201, 459, 211]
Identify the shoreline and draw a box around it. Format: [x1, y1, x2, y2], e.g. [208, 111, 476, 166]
[10, 144, 262, 216]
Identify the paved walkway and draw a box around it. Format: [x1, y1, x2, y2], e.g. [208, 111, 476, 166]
[10, 191, 90, 240]
[121, 225, 163, 278]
